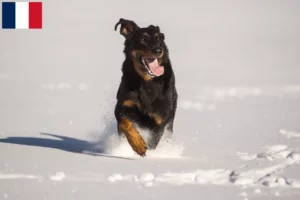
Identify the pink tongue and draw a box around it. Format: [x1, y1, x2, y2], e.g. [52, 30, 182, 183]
[148, 59, 164, 76]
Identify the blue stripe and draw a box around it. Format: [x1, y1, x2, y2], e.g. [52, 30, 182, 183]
[2, 2, 16, 29]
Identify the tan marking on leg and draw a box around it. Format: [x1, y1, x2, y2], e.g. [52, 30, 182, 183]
[119, 117, 147, 156]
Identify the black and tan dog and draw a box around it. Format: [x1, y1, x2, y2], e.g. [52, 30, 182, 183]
[114, 18, 178, 157]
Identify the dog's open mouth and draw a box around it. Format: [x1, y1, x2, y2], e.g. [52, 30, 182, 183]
[136, 53, 164, 77]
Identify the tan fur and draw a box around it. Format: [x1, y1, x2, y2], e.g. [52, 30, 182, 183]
[131, 50, 153, 81]
[123, 100, 136, 108]
[119, 117, 147, 156]
[121, 27, 129, 36]
[149, 112, 163, 125]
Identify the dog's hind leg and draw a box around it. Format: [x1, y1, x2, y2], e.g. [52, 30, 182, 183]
[147, 126, 165, 149]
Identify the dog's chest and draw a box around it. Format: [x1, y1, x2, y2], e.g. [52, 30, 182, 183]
[138, 82, 164, 112]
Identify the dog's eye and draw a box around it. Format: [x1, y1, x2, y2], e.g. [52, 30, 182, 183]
[156, 37, 160, 42]
[141, 37, 147, 43]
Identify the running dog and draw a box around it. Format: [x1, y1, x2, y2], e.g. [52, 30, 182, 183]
[114, 18, 178, 157]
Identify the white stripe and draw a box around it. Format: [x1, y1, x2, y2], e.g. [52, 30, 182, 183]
[15, 2, 29, 29]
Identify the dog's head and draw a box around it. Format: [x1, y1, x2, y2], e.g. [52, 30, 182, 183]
[115, 18, 168, 80]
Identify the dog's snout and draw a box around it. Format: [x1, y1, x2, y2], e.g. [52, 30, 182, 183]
[154, 48, 163, 57]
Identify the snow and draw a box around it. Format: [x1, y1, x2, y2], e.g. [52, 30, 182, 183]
[254, 188, 262, 194]
[280, 130, 300, 139]
[48, 172, 66, 181]
[0, 173, 40, 180]
[104, 145, 299, 188]
[1, 0, 300, 199]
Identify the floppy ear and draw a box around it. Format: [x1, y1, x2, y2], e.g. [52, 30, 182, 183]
[115, 18, 139, 39]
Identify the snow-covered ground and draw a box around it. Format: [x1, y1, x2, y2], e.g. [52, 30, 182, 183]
[1, 0, 300, 199]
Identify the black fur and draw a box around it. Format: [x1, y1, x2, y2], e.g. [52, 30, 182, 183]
[114, 18, 178, 152]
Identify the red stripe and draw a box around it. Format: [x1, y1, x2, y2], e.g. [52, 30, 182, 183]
[29, 2, 42, 29]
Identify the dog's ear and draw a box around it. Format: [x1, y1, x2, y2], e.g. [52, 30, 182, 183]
[115, 18, 139, 39]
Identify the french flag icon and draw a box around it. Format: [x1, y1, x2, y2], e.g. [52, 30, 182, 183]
[2, 2, 42, 29]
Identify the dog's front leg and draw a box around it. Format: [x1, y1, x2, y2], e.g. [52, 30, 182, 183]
[115, 100, 147, 157]
[119, 117, 147, 156]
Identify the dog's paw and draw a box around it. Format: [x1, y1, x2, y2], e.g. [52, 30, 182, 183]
[127, 133, 147, 157]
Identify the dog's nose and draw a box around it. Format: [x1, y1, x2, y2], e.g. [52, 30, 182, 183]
[154, 48, 163, 57]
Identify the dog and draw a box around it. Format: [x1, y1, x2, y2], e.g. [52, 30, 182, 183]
[114, 18, 178, 157]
